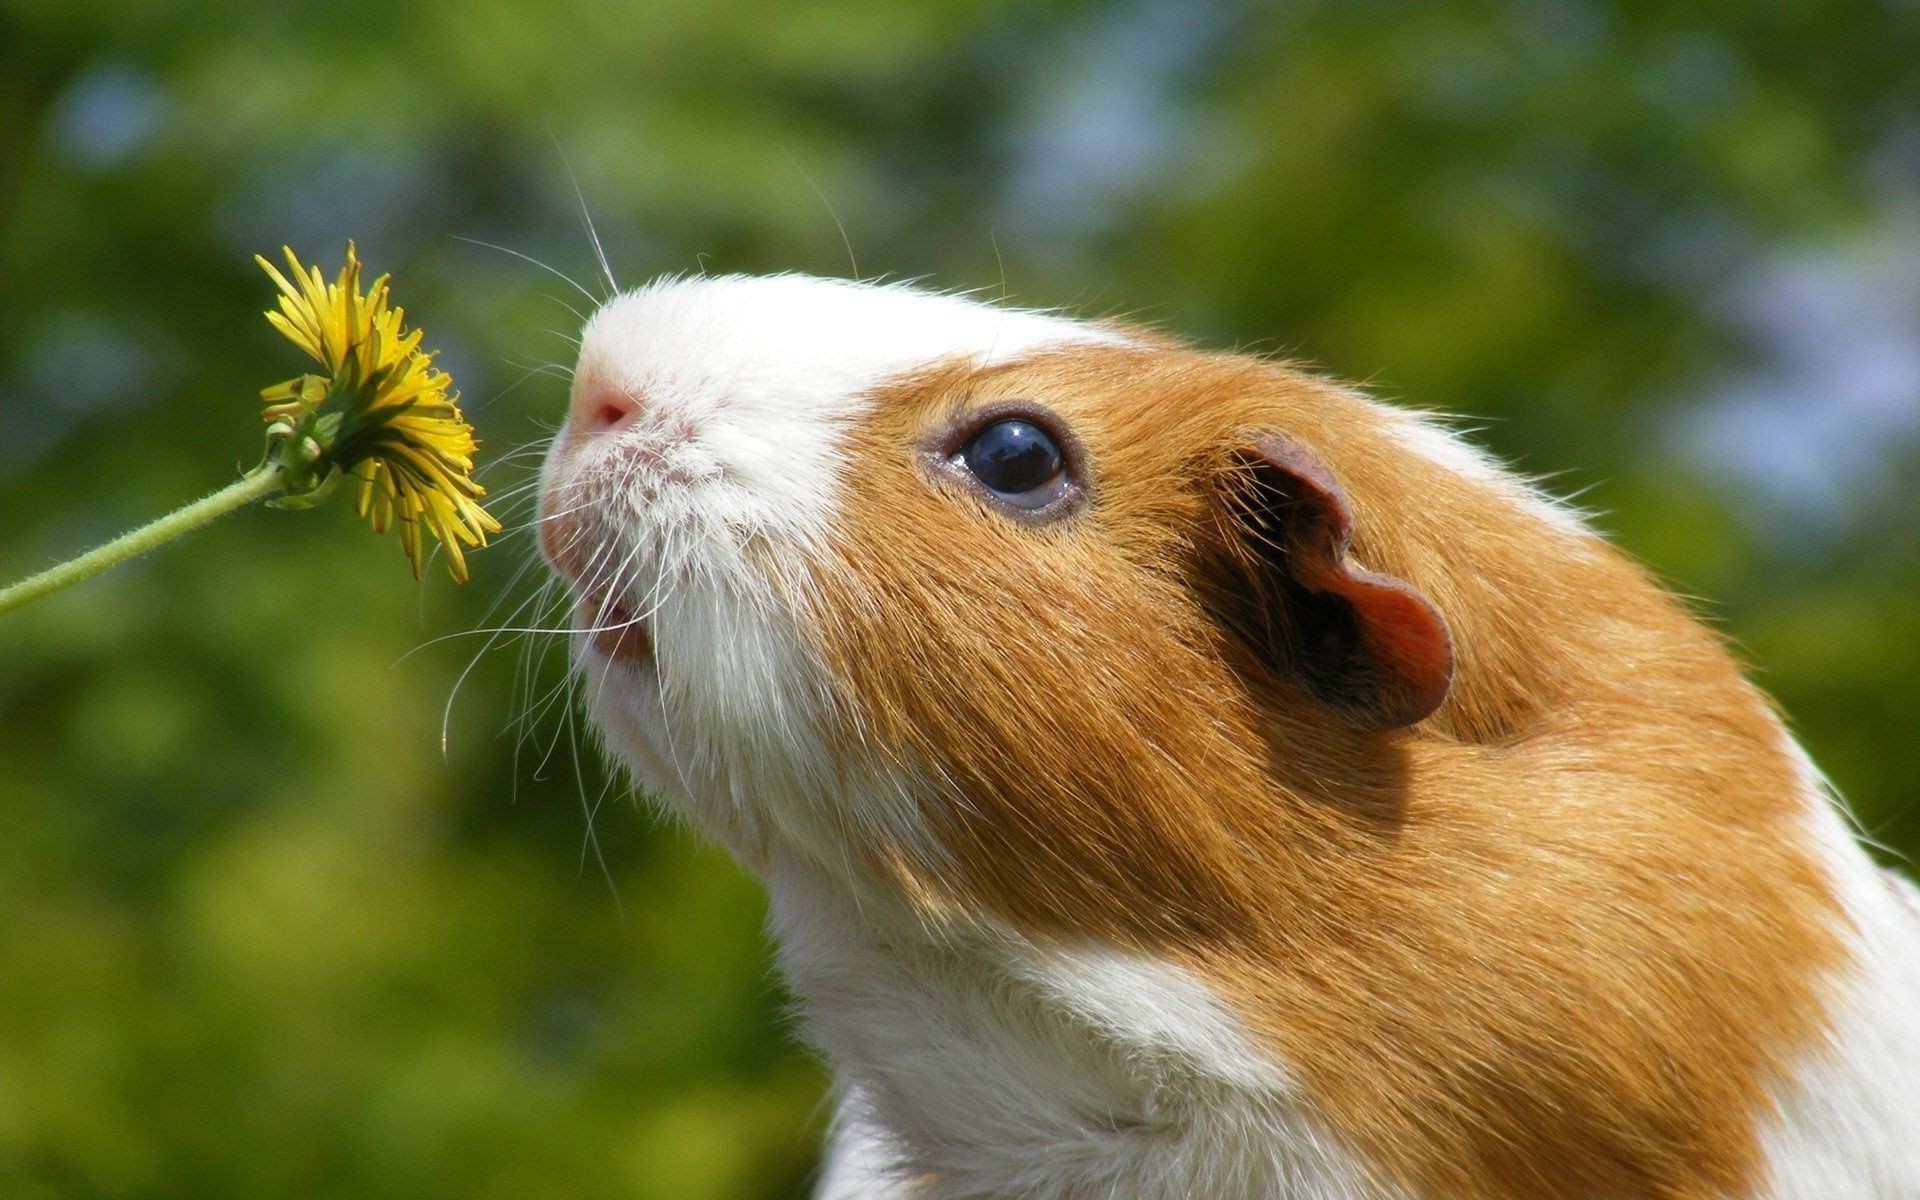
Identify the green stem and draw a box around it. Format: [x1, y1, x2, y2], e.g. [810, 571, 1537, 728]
[0, 464, 288, 616]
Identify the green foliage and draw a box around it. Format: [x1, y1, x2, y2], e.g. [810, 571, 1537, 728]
[2, 0, 1917, 1194]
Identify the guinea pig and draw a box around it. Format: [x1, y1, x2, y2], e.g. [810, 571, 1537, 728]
[536, 273, 1920, 1200]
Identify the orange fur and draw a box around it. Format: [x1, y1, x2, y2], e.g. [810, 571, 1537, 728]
[807, 344, 1841, 1199]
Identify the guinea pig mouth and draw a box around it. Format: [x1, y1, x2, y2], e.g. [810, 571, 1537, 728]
[575, 592, 652, 665]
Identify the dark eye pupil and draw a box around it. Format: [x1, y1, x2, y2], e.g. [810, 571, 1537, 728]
[962, 419, 1062, 497]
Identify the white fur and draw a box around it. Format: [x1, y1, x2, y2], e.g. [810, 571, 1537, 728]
[1379, 403, 1600, 541]
[813, 1101, 901, 1200]
[1755, 743, 1920, 1198]
[768, 848, 1400, 1200]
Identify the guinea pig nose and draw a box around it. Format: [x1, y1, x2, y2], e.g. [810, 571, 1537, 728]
[573, 383, 643, 435]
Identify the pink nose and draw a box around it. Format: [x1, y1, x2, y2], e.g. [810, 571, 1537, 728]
[571, 382, 643, 435]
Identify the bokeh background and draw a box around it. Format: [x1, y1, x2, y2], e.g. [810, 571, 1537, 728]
[4, 2, 1919, 1196]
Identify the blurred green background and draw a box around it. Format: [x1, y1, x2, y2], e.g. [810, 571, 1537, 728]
[2, 1, 1917, 1196]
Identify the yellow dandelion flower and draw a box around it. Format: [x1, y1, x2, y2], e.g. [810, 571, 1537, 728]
[0, 242, 500, 617]
[255, 243, 500, 581]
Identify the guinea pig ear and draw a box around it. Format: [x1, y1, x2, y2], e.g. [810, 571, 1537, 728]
[1211, 433, 1453, 731]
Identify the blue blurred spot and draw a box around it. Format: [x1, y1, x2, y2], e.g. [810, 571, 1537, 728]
[216, 144, 445, 257]
[1000, 0, 1246, 248]
[48, 62, 171, 169]
[1672, 213, 1920, 543]
[0, 315, 168, 478]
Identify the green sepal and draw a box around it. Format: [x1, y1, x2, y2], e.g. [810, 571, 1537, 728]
[267, 465, 342, 510]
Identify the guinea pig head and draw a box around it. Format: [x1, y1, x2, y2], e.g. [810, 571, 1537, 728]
[537, 274, 1132, 867]
[540, 273, 1465, 935]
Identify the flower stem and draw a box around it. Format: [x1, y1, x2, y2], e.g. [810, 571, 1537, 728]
[0, 464, 288, 616]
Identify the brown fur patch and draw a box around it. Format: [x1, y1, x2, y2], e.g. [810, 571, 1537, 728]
[807, 344, 1842, 1199]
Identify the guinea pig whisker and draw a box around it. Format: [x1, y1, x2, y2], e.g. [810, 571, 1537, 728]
[489, 489, 556, 520]
[512, 651, 578, 745]
[394, 612, 589, 661]
[651, 697, 696, 824]
[523, 587, 589, 775]
[401, 610, 537, 675]
[639, 576, 705, 817]
[573, 541, 652, 684]
[464, 361, 565, 418]
[506, 579, 558, 809]
[567, 544, 622, 634]
[467, 485, 546, 521]
[477, 490, 571, 535]
[478, 438, 564, 475]
[490, 522, 568, 547]
[475, 553, 553, 633]
[447, 233, 602, 311]
[521, 572, 575, 682]
[529, 676, 575, 783]
[509, 607, 578, 748]
[494, 434, 560, 458]
[475, 474, 541, 505]
[580, 526, 629, 598]
[477, 506, 556, 539]
[628, 524, 681, 621]
[479, 458, 548, 482]
[502, 357, 576, 383]
[430, 547, 577, 726]
[552, 142, 620, 301]
[524, 499, 598, 529]
[562, 690, 623, 914]
[438, 579, 556, 757]
[580, 740, 623, 875]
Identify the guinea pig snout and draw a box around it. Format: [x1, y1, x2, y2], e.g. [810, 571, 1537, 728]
[569, 380, 645, 436]
[560, 375, 709, 485]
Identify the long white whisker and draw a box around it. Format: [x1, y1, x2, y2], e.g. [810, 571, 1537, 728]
[586, 535, 655, 718]
[552, 134, 619, 299]
[514, 649, 580, 741]
[581, 732, 624, 873]
[781, 144, 859, 281]
[466, 360, 566, 417]
[438, 578, 551, 756]
[502, 358, 576, 383]
[564, 683, 623, 912]
[507, 575, 559, 804]
[531, 663, 581, 782]
[450, 233, 601, 309]
[512, 594, 578, 744]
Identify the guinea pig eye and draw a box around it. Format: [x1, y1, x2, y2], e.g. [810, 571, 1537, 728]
[956, 419, 1066, 509]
